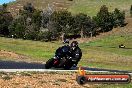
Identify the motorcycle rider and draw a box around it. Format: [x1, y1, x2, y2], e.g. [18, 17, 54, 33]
[45, 40, 82, 69]
[58, 40, 82, 67]
[69, 41, 82, 67]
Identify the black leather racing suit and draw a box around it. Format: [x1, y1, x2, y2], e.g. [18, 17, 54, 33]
[55, 45, 82, 66]
[70, 46, 82, 65]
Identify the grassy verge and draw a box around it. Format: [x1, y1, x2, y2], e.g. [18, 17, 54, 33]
[0, 37, 61, 61]
[68, 0, 132, 16]
[79, 34, 132, 71]
[0, 34, 132, 71]
[80, 34, 132, 56]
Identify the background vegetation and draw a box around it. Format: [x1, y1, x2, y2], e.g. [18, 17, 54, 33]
[0, 33, 132, 71]
[0, 2, 127, 41]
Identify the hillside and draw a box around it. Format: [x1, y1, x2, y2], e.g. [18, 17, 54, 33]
[7, 0, 73, 16]
[68, 0, 132, 16]
[7, 0, 132, 16]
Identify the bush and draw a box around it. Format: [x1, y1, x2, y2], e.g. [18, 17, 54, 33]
[93, 5, 113, 32]
[37, 31, 52, 41]
[9, 21, 25, 38]
[130, 5, 132, 17]
[93, 5, 126, 33]
[0, 6, 13, 36]
[113, 8, 125, 27]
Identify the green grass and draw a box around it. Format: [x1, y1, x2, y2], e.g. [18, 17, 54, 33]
[78, 34, 132, 71]
[80, 34, 132, 56]
[0, 34, 132, 71]
[68, 0, 132, 16]
[0, 37, 61, 61]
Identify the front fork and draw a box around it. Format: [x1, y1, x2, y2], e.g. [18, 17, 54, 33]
[52, 56, 59, 65]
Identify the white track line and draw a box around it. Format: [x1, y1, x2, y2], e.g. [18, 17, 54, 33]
[0, 69, 132, 74]
[0, 69, 109, 72]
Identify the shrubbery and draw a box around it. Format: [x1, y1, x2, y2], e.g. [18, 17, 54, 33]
[93, 5, 125, 33]
[37, 30, 52, 41]
[0, 3, 128, 41]
[0, 3, 13, 36]
[130, 5, 132, 17]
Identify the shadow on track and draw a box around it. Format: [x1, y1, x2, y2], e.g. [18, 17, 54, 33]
[0, 60, 45, 69]
[0, 60, 131, 73]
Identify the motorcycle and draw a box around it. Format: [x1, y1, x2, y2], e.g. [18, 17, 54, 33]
[45, 45, 75, 70]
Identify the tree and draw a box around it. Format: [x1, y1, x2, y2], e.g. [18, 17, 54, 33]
[24, 23, 39, 40]
[23, 3, 35, 13]
[85, 17, 97, 37]
[93, 5, 114, 32]
[72, 13, 86, 38]
[113, 8, 125, 27]
[50, 10, 73, 37]
[130, 5, 132, 17]
[9, 16, 26, 38]
[74, 13, 97, 38]
[2, 3, 7, 11]
[9, 3, 42, 40]
[37, 30, 52, 41]
[32, 10, 42, 27]
[41, 4, 54, 28]
[0, 4, 13, 36]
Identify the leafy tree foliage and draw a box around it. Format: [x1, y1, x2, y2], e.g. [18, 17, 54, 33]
[37, 30, 52, 41]
[0, 3, 127, 41]
[50, 10, 72, 33]
[93, 5, 126, 33]
[0, 4, 13, 36]
[9, 17, 25, 38]
[130, 5, 132, 17]
[47, 10, 74, 40]
[74, 13, 97, 38]
[41, 4, 54, 28]
[9, 3, 41, 40]
[93, 5, 114, 32]
[113, 8, 125, 27]
[23, 3, 35, 13]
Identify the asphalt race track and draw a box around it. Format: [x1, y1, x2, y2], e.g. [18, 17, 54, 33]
[0, 60, 132, 74]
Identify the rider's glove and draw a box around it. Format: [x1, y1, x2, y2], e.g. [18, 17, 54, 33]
[69, 57, 72, 59]
[73, 64, 77, 67]
[72, 59, 77, 62]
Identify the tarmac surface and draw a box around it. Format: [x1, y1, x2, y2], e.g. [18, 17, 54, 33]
[0, 60, 131, 73]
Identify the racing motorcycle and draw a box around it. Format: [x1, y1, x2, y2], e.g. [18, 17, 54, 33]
[45, 45, 75, 70]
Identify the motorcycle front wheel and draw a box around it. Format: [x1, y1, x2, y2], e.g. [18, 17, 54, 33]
[45, 58, 54, 69]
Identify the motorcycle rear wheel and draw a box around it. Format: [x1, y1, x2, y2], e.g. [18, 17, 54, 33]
[63, 60, 73, 70]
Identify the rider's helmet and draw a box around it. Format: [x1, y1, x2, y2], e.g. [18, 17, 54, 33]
[63, 39, 69, 44]
[70, 41, 78, 50]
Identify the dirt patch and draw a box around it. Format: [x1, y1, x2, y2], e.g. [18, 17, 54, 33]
[0, 72, 94, 88]
[0, 50, 46, 64]
[0, 50, 20, 59]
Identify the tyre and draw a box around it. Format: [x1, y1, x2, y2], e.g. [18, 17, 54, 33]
[45, 58, 54, 69]
[76, 76, 87, 85]
[58, 58, 66, 67]
[63, 60, 73, 70]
